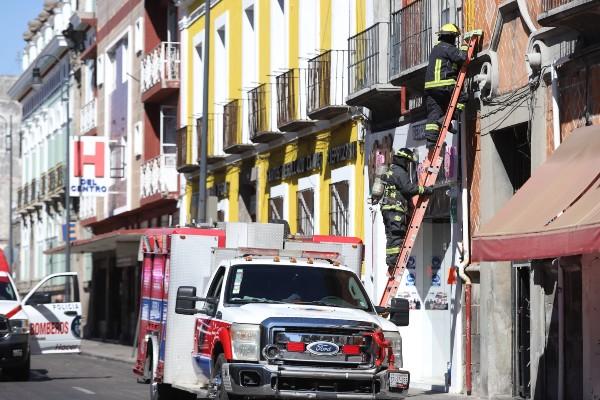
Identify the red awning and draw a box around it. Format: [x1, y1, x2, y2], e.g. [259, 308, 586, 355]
[472, 125, 600, 261]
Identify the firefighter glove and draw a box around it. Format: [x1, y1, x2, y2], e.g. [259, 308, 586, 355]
[423, 186, 434, 195]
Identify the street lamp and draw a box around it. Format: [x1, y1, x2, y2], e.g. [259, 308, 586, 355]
[31, 54, 72, 273]
[0, 114, 13, 270]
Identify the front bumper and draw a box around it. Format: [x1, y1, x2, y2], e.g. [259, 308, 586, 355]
[0, 333, 30, 368]
[223, 363, 409, 399]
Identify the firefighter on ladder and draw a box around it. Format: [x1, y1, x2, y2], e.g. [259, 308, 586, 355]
[380, 148, 433, 274]
[424, 23, 469, 150]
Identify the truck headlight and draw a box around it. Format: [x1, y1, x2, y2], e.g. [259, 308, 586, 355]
[230, 324, 260, 362]
[9, 319, 30, 335]
[384, 331, 403, 368]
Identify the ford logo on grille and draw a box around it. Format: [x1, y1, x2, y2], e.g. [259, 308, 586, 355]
[306, 341, 339, 356]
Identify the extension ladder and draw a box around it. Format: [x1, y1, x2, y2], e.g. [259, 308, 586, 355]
[380, 31, 482, 307]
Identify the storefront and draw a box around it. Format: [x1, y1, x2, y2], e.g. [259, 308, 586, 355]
[364, 120, 464, 390]
[184, 121, 365, 239]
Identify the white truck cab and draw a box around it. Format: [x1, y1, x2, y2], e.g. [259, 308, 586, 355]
[177, 256, 410, 399]
[0, 270, 82, 380]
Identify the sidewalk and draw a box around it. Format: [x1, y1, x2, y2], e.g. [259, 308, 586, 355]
[80, 339, 136, 364]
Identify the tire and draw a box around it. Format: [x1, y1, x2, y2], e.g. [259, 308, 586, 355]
[7, 354, 30, 381]
[149, 353, 174, 400]
[211, 354, 239, 400]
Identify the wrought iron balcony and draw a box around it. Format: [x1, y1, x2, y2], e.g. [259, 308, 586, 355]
[176, 125, 199, 173]
[17, 187, 23, 210]
[307, 50, 350, 120]
[389, 0, 433, 86]
[140, 154, 178, 200]
[223, 99, 254, 154]
[47, 163, 65, 198]
[80, 97, 97, 134]
[141, 42, 180, 103]
[196, 116, 226, 163]
[538, 0, 600, 34]
[39, 173, 47, 201]
[347, 22, 401, 110]
[276, 68, 315, 131]
[248, 84, 282, 143]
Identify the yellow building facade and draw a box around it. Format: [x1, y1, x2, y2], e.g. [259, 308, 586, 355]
[176, 0, 367, 238]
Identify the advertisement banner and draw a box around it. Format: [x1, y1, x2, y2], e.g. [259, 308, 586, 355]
[69, 136, 109, 197]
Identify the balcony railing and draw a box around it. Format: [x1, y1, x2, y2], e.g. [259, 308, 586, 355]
[248, 84, 281, 143]
[39, 173, 47, 201]
[223, 100, 253, 154]
[347, 22, 400, 109]
[276, 68, 314, 131]
[140, 154, 178, 200]
[389, 0, 432, 79]
[176, 125, 198, 173]
[307, 50, 350, 120]
[542, 0, 573, 11]
[141, 42, 181, 94]
[80, 98, 97, 133]
[48, 163, 65, 197]
[29, 179, 38, 206]
[196, 115, 226, 163]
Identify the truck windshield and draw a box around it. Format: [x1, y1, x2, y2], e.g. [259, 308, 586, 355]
[0, 279, 17, 301]
[225, 264, 372, 311]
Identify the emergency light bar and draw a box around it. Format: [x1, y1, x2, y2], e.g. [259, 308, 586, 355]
[235, 247, 343, 264]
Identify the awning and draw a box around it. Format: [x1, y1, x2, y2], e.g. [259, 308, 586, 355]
[472, 125, 600, 261]
[45, 229, 145, 255]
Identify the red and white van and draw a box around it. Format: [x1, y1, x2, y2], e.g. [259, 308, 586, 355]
[133, 223, 410, 399]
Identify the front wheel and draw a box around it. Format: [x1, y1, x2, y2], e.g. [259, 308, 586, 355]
[211, 354, 240, 400]
[6, 354, 30, 381]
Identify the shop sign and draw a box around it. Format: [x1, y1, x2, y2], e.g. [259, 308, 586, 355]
[69, 136, 109, 197]
[328, 142, 357, 166]
[267, 153, 323, 182]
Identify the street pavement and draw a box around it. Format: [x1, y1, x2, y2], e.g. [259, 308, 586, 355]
[0, 351, 473, 400]
[0, 354, 146, 400]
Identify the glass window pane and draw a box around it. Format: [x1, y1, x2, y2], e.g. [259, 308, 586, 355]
[27, 275, 78, 305]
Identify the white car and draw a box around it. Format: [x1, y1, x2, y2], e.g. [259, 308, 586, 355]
[0, 271, 82, 380]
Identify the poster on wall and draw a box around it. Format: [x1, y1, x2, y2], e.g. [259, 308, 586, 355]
[397, 256, 422, 310]
[69, 136, 109, 197]
[424, 256, 449, 310]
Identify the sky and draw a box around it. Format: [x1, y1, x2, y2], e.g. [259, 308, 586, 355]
[0, 1, 45, 76]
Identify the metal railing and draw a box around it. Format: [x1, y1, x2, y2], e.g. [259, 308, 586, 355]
[39, 173, 47, 200]
[80, 98, 97, 133]
[141, 42, 181, 92]
[140, 154, 178, 199]
[223, 99, 242, 150]
[17, 188, 23, 210]
[176, 125, 193, 171]
[29, 179, 38, 205]
[348, 23, 390, 94]
[248, 84, 271, 140]
[389, 0, 432, 77]
[542, 0, 574, 11]
[307, 50, 349, 114]
[196, 115, 224, 159]
[276, 68, 310, 128]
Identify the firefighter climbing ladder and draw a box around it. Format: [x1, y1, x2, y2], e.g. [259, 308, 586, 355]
[380, 31, 482, 307]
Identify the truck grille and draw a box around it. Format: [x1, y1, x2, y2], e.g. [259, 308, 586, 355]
[267, 326, 375, 368]
[0, 315, 9, 336]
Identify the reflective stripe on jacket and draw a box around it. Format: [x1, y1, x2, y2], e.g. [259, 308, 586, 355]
[424, 41, 467, 90]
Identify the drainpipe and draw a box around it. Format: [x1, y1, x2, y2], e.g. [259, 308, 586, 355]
[457, 111, 473, 395]
[551, 62, 561, 150]
[553, 258, 564, 400]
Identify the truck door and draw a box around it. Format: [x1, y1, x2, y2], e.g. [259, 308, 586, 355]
[22, 272, 82, 354]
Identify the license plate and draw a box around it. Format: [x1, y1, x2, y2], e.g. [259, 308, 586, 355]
[389, 371, 409, 389]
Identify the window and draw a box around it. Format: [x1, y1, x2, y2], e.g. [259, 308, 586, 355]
[134, 17, 144, 55]
[161, 107, 177, 154]
[0, 280, 16, 301]
[26, 274, 79, 305]
[330, 181, 349, 236]
[226, 264, 372, 311]
[296, 188, 314, 236]
[110, 142, 126, 179]
[269, 196, 284, 222]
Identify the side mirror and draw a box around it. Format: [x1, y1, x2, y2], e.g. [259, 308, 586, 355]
[175, 286, 218, 315]
[176, 286, 199, 315]
[389, 298, 410, 327]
